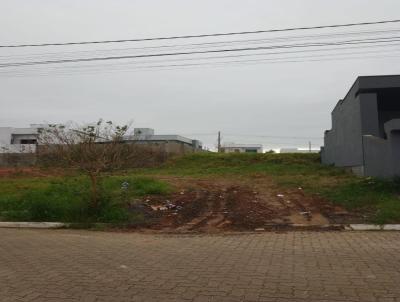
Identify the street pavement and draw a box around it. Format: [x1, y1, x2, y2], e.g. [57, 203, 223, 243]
[1, 229, 400, 301]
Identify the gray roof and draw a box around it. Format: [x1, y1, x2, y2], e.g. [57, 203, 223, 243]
[123, 134, 201, 146]
[335, 74, 400, 112]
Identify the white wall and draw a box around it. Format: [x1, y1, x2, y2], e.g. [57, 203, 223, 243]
[222, 147, 262, 153]
[0, 127, 12, 145]
[0, 127, 38, 153]
[0, 144, 36, 154]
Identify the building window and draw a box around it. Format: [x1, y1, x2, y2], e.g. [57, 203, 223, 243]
[245, 149, 257, 153]
[20, 139, 37, 144]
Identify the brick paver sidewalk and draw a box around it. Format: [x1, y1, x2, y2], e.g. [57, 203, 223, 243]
[1, 229, 400, 301]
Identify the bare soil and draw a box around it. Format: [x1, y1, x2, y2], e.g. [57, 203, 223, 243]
[0, 167, 71, 178]
[132, 176, 364, 232]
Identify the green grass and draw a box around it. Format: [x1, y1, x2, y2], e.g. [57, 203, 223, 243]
[135, 153, 400, 224]
[1, 153, 400, 224]
[0, 175, 171, 223]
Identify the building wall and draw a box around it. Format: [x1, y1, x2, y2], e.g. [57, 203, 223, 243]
[222, 147, 262, 153]
[126, 140, 202, 155]
[280, 148, 319, 154]
[322, 75, 400, 178]
[0, 128, 13, 145]
[322, 94, 363, 168]
[362, 136, 392, 177]
[0, 144, 36, 154]
[0, 127, 38, 151]
[0, 153, 36, 167]
[363, 120, 400, 178]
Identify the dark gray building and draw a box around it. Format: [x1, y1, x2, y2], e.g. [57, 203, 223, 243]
[122, 128, 203, 155]
[321, 75, 400, 178]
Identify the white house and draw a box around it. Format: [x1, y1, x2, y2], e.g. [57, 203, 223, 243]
[221, 143, 263, 153]
[0, 125, 41, 153]
[279, 148, 319, 153]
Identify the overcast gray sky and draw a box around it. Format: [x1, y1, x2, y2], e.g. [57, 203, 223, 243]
[1, 0, 400, 150]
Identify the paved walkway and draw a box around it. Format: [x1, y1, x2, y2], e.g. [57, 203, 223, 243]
[1, 229, 400, 302]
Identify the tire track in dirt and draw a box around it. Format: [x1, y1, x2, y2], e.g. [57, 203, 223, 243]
[137, 176, 364, 232]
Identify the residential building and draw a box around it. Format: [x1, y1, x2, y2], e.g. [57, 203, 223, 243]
[123, 128, 202, 155]
[220, 143, 262, 153]
[321, 75, 400, 178]
[280, 148, 319, 153]
[0, 125, 41, 153]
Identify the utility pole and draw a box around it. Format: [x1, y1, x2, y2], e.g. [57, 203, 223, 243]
[308, 141, 311, 153]
[217, 131, 221, 153]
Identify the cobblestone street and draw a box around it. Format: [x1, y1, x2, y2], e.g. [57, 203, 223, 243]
[1, 229, 400, 301]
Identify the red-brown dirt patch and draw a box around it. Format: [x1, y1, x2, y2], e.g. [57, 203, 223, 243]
[132, 177, 363, 232]
[0, 167, 69, 178]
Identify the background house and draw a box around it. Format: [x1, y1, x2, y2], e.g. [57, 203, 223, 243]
[123, 128, 202, 155]
[0, 125, 41, 154]
[321, 75, 400, 178]
[220, 143, 263, 153]
[0, 125, 45, 166]
[280, 148, 319, 153]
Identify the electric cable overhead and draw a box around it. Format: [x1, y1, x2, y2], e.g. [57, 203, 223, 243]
[1, 19, 400, 48]
[3, 51, 400, 77]
[1, 27, 399, 60]
[3, 40, 396, 74]
[2, 19, 400, 76]
[2, 36, 400, 68]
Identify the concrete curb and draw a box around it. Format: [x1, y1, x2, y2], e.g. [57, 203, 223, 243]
[284, 224, 400, 231]
[253, 224, 400, 232]
[0, 222, 67, 229]
[345, 224, 400, 231]
[0, 222, 400, 231]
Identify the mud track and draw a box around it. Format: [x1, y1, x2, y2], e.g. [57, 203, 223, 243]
[135, 176, 363, 232]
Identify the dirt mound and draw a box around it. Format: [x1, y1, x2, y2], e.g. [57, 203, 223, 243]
[132, 177, 362, 232]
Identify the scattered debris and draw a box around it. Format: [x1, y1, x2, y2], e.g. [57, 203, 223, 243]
[300, 211, 312, 221]
[150, 205, 168, 211]
[121, 181, 129, 190]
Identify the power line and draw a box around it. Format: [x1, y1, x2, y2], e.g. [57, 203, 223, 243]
[3, 50, 400, 78]
[2, 27, 399, 61]
[2, 36, 400, 68]
[1, 19, 400, 48]
[12, 42, 399, 73]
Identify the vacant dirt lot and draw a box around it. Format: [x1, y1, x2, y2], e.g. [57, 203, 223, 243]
[1, 229, 400, 302]
[0, 166, 366, 231]
[135, 176, 363, 232]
